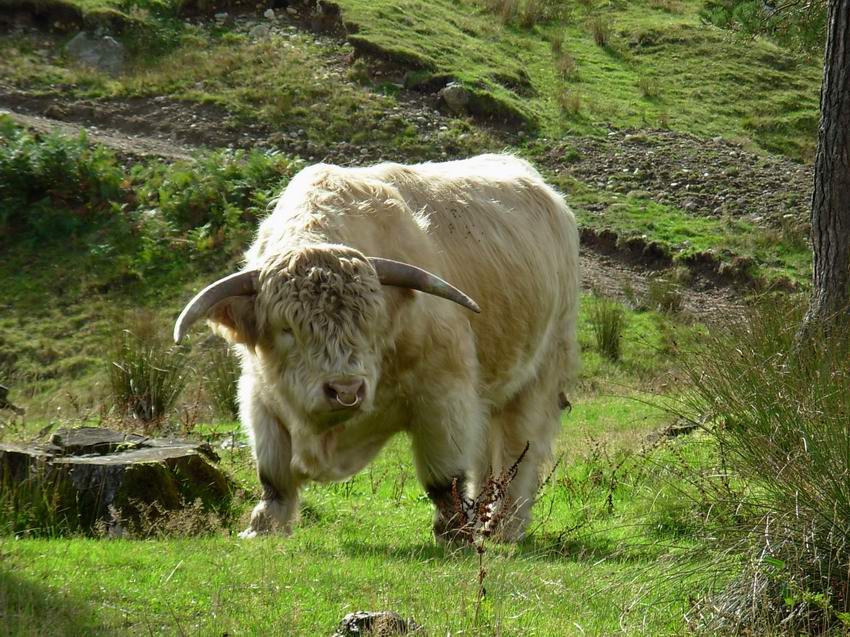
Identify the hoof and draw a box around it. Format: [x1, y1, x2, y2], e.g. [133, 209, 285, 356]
[241, 498, 294, 538]
[238, 527, 259, 539]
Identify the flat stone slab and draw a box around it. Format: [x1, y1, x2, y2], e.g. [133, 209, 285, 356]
[0, 427, 232, 534]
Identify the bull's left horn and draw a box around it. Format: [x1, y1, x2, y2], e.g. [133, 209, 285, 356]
[173, 270, 260, 343]
[368, 257, 481, 314]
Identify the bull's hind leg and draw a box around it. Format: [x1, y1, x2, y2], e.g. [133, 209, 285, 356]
[238, 375, 301, 538]
[489, 371, 563, 542]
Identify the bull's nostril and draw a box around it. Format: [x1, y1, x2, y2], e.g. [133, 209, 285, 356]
[323, 383, 338, 402]
[324, 378, 366, 409]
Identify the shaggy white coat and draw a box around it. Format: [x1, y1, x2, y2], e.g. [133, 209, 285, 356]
[209, 154, 579, 540]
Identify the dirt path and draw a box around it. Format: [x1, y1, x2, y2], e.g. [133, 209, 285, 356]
[0, 107, 196, 161]
[0, 86, 255, 160]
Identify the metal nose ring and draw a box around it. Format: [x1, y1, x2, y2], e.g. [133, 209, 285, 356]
[336, 394, 360, 407]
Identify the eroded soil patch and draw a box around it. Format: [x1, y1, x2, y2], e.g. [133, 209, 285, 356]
[580, 249, 744, 322]
[547, 128, 812, 227]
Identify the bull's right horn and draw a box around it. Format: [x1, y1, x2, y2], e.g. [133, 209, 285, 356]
[173, 270, 259, 343]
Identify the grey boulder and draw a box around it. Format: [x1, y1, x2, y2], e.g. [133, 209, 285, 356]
[66, 32, 125, 74]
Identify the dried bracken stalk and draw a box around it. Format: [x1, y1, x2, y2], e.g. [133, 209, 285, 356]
[447, 441, 531, 543]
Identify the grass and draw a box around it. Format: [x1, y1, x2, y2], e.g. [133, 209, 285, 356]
[577, 295, 694, 394]
[106, 313, 188, 425]
[331, 0, 820, 157]
[679, 298, 850, 632]
[204, 343, 240, 421]
[1, 386, 715, 635]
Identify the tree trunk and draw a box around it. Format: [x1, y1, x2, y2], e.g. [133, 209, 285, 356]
[800, 0, 850, 338]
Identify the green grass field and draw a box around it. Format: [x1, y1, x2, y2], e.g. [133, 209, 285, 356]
[3, 393, 717, 636]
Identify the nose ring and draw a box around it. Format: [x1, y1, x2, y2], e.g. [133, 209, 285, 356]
[336, 394, 360, 407]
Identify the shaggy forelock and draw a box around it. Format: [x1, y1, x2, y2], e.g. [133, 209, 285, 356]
[256, 247, 385, 363]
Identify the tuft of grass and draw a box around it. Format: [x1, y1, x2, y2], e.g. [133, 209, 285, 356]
[95, 498, 227, 539]
[682, 298, 850, 633]
[645, 277, 684, 314]
[637, 75, 660, 99]
[589, 16, 612, 47]
[107, 313, 188, 427]
[589, 297, 626, 362]
[481, 0, 566, 27]
[649, 0, 685, 13]
[555, 50, 579, 79]
[0, 463, 81, 537]
[205, 343, 240, 422]
[557, 88, 582, 115]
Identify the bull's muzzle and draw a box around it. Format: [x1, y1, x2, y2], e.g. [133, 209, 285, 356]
[322, 377, 366, 411]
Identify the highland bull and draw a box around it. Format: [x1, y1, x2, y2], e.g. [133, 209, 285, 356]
[174, 154, 580, 541]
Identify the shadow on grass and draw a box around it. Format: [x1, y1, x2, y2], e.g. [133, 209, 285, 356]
[0, 566, 116, 636]
[338, 540, 452, 561]
[335, 531, 667, 565]
[514, 531, 668, 564]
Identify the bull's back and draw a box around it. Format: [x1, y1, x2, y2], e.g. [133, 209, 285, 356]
[374, 155, 579, 403]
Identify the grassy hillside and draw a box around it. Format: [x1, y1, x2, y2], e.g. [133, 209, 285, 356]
[0, 2, 833, 633]
[1, 0, 821, 155]
[336, 0, 820, 157]
[0, 0, 820, 295]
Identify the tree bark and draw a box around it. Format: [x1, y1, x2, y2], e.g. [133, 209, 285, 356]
[800, 0, 850, 338]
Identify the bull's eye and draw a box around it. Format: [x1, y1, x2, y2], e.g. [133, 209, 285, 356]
[275, 330, 295, 351]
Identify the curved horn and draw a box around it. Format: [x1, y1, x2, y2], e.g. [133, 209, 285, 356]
[368, 257, 481, 314]
[173, 270, 259, 343]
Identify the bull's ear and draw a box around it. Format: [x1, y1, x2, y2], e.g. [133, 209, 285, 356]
[207, 296, 258, 346]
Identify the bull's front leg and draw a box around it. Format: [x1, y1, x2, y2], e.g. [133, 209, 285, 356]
[238, 376, 300, 539]
[410, 383, 486, 543]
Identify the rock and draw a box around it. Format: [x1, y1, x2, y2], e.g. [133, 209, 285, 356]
[437, 82, 470, 114]
[65, 32, 125, 74]
[332, 611, 419, 636]
[249, 24, 271, 39]
[0, 427, 231, 533]
[626, 190, 652, 199]
[264, 8, 276, 19]
[43, 104, 66, 119]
